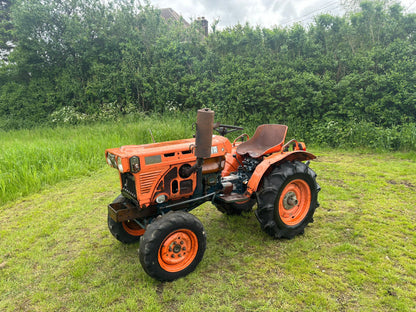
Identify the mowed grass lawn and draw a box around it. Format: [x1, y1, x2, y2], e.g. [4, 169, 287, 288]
[1, 149, 415, 311]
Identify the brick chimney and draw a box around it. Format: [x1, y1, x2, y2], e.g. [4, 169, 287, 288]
[197, 17, 208, 36]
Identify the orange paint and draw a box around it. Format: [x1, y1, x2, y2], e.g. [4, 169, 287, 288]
[246, 150, 316, 195]
[278, 179, 311, 226]
[122, 220, 146, 236]
[158, 229, 198, 272]
[106, 135, 232, 207]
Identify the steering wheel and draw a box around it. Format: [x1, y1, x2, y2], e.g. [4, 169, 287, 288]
[232, 133, 250, 146]
[213, 124, 244, 136]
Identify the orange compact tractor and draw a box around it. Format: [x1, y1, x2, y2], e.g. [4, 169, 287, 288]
[105, 109, 320, 281]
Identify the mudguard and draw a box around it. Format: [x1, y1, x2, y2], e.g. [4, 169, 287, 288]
[245, 150, 316, 195]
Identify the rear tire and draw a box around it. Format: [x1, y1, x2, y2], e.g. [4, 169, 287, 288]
[139, 211, 206, 282]
[108, 195, 145, 244]
[255, 161, 320, 239]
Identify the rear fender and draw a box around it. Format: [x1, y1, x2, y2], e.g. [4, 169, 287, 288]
[246, 151, 316, 195]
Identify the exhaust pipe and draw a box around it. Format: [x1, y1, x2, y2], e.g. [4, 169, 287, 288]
[195, 108, 214, 158]
[180, 108, 214, 177]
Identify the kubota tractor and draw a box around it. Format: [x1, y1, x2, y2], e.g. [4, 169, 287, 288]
[105, 108, 320, 281]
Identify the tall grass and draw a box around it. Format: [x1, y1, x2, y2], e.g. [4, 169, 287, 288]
[1, 112, 416, 205]
[0, 114, 194, 205]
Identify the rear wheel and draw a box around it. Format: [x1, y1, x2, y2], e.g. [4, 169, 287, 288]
[139, 211, 206, 282]
[107, 195, 145, 244]
[255, 161, 320, 239]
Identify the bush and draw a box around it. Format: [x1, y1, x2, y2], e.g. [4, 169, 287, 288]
[307, 120, 416, 151]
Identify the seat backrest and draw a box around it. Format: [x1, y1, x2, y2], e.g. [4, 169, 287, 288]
[236, 124, 287, 158]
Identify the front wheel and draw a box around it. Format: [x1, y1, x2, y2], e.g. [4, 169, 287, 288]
[255, 161, 320, 239]
[139, 211, 206, 282]
[107, 195, 145, 244]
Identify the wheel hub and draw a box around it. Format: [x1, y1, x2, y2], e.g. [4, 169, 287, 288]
[172, 243, 183, 254]
[158, 229, 198, 272]
[283, 191, 298, 210]
[278, 179, 312, 226]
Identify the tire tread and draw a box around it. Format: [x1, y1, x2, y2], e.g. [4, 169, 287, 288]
[255, 161, 320, 239]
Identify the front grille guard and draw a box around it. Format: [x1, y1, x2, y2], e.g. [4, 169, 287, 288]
[121, 173, 137, 199]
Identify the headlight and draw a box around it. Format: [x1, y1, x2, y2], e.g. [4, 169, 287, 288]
[106, 153, 116, 168]
[117, 157, 124, 173]
[130, 156, 140, 173]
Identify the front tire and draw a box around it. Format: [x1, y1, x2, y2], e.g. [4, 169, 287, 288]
[108, 195, 145, 244]
[255, 161, 320, 239]
[139, 211, 206, 282]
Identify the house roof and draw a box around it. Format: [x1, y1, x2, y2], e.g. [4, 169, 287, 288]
[160, 8, 190, 26]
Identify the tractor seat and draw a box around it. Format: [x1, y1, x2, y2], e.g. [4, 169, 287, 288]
[236, 124, 288, 158]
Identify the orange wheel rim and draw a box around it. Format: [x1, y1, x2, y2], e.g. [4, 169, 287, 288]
[278, 179, 311, 226]
[158, 229, 198, 273]
[122, 220, 145, 236]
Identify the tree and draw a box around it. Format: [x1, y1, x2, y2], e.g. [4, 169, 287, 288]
[0, 0, 14, 61]
[1, 0, 415, 131]
[341, 0, 397, 12]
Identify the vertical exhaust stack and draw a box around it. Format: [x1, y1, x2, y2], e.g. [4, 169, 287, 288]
[180, 108, 214, 178]
[195, 108, 214, 159]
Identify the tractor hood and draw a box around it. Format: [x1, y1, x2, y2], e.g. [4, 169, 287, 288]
[105, 135, 232, 173]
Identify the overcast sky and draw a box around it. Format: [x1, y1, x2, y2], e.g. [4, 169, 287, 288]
[148, 0, 416, 29]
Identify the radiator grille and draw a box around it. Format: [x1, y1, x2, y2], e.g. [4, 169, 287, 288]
[139, 170, 163, 194]
[121, 173, 137, 199]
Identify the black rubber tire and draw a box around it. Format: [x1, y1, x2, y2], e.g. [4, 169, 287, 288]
[214, 198, 256, 215]
[108, 195, 144, 244]
[255, 161, 320, 239]
[139, 211, 206, 282]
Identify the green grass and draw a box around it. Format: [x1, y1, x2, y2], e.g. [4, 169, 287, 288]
[1, 148, 415, 311]
[1, 114, 414, 206]
[0, 114, 195, 205]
